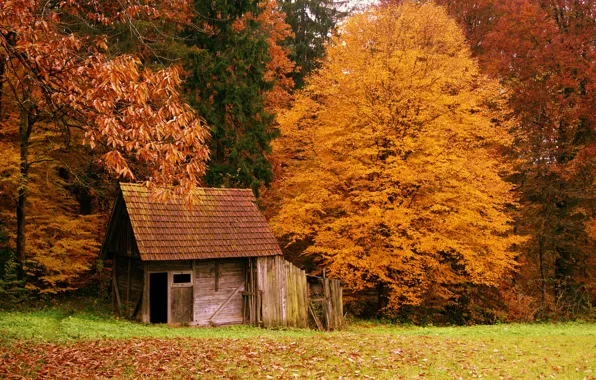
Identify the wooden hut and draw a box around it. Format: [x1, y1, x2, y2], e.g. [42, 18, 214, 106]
[100, 183, 343, 329]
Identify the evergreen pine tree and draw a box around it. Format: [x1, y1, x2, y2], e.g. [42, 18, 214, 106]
[280, 0, 348, 88]
[183, 1, 278, 195]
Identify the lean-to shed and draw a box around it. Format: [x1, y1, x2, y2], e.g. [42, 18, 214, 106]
[100, 183, 343, 329]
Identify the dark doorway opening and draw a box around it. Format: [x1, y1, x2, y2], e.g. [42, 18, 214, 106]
[150, 272, 168, 323]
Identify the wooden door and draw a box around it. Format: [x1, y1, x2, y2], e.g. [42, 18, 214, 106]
[170, 272, 193, 324]
[171, 287, 193, 323]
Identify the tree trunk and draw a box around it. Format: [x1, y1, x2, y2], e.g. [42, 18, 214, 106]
[15, 97, 33, 281]
[538, 236, 546, 311]
[0, 56, 4, 119]
[377, 283, 388, 312]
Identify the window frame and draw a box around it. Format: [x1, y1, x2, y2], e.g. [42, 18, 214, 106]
[171, 271, 193, 288]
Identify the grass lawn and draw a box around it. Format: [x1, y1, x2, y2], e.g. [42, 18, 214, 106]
[0, 308, 594, 379]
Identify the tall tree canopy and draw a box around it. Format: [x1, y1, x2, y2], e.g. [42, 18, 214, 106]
[182, 0, 294, 195]
[0, 0, 210, 286]
[433, 0, 596, 316]
[279, 0, 347, 88]
[270, 3, 520, 319]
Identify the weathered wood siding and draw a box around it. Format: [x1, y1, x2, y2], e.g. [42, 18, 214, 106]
[194, 259, 245, 326]
[256, 256, 309, 328]
[308, 276, 343, 330]
[147, 260, 192, 272]
[171, 287, 193, 323]
[113, 255, 144, 319]
[324, 278, 343, 330]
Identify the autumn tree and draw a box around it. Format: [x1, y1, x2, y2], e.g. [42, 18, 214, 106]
[0, 0, 210, 284]
[279, 0, 348, 88]
[432, 0, 596, 316]
[270, 3, 520, 320]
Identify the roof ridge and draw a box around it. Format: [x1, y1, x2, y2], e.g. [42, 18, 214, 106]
[119, 182, 253, 192]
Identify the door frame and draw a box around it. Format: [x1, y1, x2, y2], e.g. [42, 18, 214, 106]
[147, 270, 194, 324]
[148, 271, 170, 324]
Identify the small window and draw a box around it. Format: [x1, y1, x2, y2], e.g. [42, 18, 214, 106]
[172, 273, 192, 286]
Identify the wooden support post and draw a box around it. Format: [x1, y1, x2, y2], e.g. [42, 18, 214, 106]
[142, 262, 149, 323]
[214, 260, 220, 292]
[112, 274, 122, 316]
[132, 291, 142, 319]
[126, 257, 132, 317]
[309, 302, 324, 330]
[112, 256, 117, 314]
[192, 260, 196, 323]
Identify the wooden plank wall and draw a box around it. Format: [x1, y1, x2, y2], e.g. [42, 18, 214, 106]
[307, 276, 343, 330]
[256, 256, 309, 328]
[194, 259, 245, 326]
[114, 256, 144, 319]
[243, 258, 261, 325]
[323, 278, 343, 330]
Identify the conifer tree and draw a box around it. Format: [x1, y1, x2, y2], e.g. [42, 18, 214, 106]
[183, 0, 294, 195]
[279, 0, 347, 88]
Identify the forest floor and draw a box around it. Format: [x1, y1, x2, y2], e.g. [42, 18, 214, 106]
[0, 308, 594, 379]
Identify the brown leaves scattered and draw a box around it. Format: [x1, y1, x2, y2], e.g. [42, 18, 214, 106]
[1, 334, 592, 379]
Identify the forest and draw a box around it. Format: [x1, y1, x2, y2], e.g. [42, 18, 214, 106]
[0, 0, 594, 325]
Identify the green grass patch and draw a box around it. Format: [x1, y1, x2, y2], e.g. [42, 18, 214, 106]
[0, 309, 319, 342]
[1, 308, 595, 378]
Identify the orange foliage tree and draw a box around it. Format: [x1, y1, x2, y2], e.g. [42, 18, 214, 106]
[270, 3, 521, 320]
[0, 0, 210, 286]
[431, 0, 596, 317]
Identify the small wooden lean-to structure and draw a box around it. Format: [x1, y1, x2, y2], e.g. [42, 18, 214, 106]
[100, 183, 342, 330]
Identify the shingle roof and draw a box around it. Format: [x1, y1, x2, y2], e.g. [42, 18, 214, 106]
[120, 183, 282, 261]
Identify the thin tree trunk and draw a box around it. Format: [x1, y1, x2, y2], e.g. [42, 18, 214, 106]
[538, 236, 546, 311]
[15, 96, 33, 281]
[0, 56, 4, 119]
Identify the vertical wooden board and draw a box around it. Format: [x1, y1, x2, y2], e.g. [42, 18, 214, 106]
[330, 280, 337, 329]
[261, 257, 270, 326]
[295, 268, 301, 326]
[126, 258, 132, 315]
[284, 261, 290, 326]
[142, 262, 149, 323]
[339, 282, 344, 327]
[300, 270, 308, 327]
[274, 256, 282, 326]
[256, 257, 270, 326]
[330, 279, 342, 329]
[292, 267, 299, 327]
[266, 257, 273, 327]
[192, 260, 197, 323]
[266, 257, 273, 326]
[279, 256, 286, 326]
[300, 270, 306, 328]
[287, 263, 293, 326]
[288, 265, 294, 327]
[171, 287, 193, 323]
[323, 278, 331, 330]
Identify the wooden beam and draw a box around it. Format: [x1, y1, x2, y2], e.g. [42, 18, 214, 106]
[209, 283, 244, 323]
[142, 262, 149, 323]
[214, 260, 220, 292]
[112, 274, 122, 316]
[309, 302, 323, 331]
[126, 257, 132, 317]
[132, 290, 143, 319]
[192, 260, 196, 323]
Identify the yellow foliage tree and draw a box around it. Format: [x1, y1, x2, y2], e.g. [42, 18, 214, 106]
[270, 3, 522, 317]
[0, 118, 100, 293]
